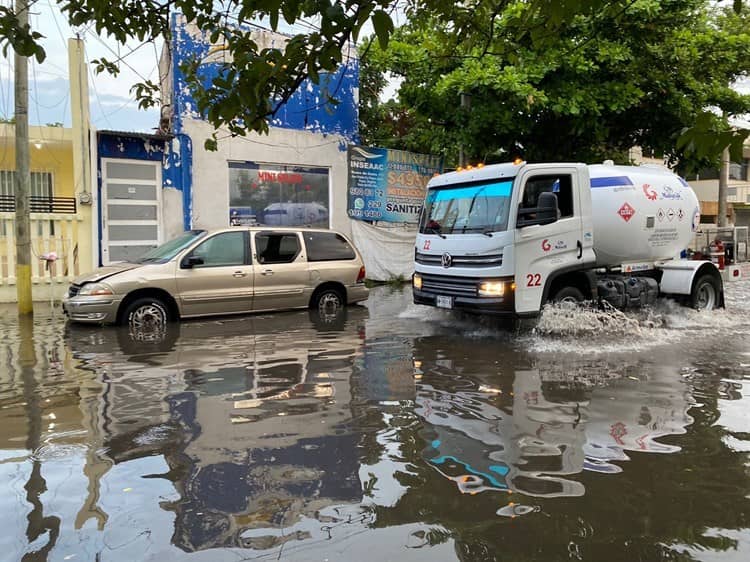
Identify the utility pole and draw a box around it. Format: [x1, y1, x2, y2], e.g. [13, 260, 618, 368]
[718, 146, 729, 228]
[14, 0, 33, 315]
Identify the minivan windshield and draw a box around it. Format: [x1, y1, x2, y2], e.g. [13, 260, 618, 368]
[135, 230, 207, 263]
[418, 179, 514, 235]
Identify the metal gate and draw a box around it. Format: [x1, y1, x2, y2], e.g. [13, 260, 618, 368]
[101, 159, 161, 265]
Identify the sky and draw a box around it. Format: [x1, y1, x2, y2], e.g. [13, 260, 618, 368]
[0, 1, 162, 132]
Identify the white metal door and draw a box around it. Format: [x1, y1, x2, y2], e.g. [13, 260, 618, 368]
[514, 167, 585, 313]
[101, 159, 161, 265]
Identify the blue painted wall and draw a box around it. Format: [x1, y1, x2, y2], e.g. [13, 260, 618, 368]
[170, 13, 359, 143]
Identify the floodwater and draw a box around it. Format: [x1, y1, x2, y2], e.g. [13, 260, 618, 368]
[2, 283, 750, 562]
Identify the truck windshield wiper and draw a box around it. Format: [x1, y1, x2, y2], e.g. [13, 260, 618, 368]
[425, 227, 446, 239]
[481, 230, 494, 237]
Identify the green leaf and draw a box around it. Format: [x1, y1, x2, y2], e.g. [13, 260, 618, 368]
[372, 10, 394, 50]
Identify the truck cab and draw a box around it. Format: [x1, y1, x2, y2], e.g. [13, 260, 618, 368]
[413, 162, 596, 317]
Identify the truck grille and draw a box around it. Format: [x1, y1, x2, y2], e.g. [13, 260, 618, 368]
[419, 273, 479, 298]
[415, 252, 502, 267]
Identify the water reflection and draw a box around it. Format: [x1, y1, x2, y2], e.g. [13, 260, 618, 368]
[0, 284, 749, 561]
[412, 336, 695, 500]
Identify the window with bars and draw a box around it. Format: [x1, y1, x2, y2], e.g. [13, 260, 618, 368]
[0, 170, 53, 198]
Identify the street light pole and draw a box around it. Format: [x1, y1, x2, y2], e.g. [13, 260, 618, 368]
[14, 0, 33, 315]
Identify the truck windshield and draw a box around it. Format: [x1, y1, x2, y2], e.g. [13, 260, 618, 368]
[135, 230, 207, 263]
[419, 179, 513, 235]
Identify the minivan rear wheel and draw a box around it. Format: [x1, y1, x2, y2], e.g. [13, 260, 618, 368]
[312, 287, 345, 313]
[122, 297, 169, 330]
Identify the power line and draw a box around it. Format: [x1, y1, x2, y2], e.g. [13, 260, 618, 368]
[85, 50, 113, 129]
[0, 53, 7, 119]
[30, 58, 64, 165]
[82, 27, 153, 84]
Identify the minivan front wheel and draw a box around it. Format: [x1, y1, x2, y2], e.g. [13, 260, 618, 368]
[122, 297, 169, 330]
[312, 287, 345, 313]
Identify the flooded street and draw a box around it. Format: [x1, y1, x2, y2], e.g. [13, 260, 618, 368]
[2, 284, 750, 562]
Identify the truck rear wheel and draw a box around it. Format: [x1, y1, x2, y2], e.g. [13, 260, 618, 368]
[552, 286, 585, 305]
[691, 275, 719, 311]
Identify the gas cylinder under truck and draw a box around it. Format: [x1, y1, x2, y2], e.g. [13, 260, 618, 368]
[412, 161, 726, 317]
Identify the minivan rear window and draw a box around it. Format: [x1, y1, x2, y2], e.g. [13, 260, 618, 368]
[303, 232, 356, 262]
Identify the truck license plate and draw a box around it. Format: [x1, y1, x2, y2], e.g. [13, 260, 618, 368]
[436, 295, 454, 309]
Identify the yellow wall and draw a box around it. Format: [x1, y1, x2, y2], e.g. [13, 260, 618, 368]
[0, 124, 76, 198]
[0, 123, 96, 302]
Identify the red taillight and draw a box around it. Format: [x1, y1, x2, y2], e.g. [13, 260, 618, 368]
[357, 266, 366, 283]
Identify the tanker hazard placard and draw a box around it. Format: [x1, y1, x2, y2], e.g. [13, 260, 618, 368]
[347, 146, 443, 223]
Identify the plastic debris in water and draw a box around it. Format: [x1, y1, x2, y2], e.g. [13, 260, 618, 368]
[497, 502, 539, 518]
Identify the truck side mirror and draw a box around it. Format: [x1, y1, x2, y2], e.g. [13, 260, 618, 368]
[517, 192, 559, 227]
[536, 192, 559, 225]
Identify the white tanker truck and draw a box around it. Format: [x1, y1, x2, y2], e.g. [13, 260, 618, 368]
[412, 162, 725, 317]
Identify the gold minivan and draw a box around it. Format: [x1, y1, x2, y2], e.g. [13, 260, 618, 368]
[63, 227, 368, 327]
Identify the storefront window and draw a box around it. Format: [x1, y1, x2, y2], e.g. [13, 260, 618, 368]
[228, 162, 330, 228]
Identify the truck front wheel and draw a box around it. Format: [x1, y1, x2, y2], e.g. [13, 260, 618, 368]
[551, 286, 585, 305]
[691, 275, 720, 311]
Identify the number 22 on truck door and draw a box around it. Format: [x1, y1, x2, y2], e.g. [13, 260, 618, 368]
[526, 273, 541, 287]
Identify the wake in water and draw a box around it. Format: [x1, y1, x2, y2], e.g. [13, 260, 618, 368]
[527, 280, 750, 354]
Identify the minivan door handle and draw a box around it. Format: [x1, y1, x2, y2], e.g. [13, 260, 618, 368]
[233, 271, 248, 278]
[261, 269, 274, 276]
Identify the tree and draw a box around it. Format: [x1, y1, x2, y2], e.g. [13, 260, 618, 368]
[360, 1, 750, 170]
[1, 0, 664, 149]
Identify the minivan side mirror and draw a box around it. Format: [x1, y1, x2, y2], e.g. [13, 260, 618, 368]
[182, 255, 204, 268]
[517, 192, 559, 227]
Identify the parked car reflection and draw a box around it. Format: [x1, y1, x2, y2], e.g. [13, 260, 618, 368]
[63, 305, 368, 552]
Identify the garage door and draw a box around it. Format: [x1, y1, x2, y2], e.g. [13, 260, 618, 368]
[101, 159, 161, 265]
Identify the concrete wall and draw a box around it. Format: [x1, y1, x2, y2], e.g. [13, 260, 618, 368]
[186, 118, 353, 237]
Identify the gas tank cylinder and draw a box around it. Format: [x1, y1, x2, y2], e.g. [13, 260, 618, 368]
[587, 164, 699, 267]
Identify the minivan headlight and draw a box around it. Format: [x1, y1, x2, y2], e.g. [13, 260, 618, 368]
[78, 282, 114, 296]
[478, 280, 505, 297]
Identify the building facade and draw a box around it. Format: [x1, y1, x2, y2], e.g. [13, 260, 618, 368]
[0, 124, 95, 302]
[159, 14, 360, 239]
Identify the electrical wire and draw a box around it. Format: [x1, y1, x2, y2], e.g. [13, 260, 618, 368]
[85, 50, 114, 129]
[83, 27, 153, 84]
[30, 57, 64, 166]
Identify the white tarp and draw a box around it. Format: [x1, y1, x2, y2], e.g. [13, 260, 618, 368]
[351, 220, 417, 281]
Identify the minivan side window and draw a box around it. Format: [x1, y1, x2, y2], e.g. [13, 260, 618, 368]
[255, 233, 301, 264]
[186, 231, 248, 267]
[304, 232, 356, 261]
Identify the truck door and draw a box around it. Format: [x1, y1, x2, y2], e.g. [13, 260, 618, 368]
[513, 167, 585, 314]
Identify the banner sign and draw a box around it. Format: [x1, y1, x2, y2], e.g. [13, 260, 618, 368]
[347, 146, 443, 223]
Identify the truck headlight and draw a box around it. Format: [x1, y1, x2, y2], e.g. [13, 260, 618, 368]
[78, 282, 114, 296]
[413, 273, 423, 290]
[478, 280, 505, 297]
